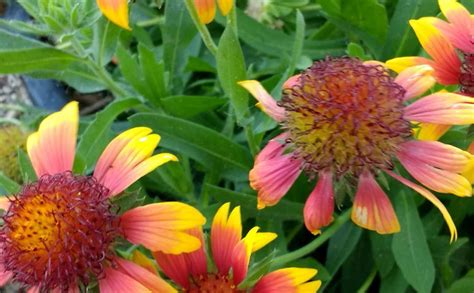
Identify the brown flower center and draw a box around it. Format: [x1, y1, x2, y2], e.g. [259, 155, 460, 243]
[281, 57, 411, 177]
[1, 172, 120, 292]
[460, 53, 474, 96]
[188, 274, 241, 293]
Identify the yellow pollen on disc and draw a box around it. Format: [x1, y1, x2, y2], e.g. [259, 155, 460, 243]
[282, 57, 411, 177]
[189, 274, 241, 293]
[8, 193, 60, 251]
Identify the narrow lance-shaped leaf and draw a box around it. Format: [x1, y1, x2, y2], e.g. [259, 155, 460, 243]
[217, 25, 249, 125]
[392, 190, 435, 293]
[0, 28, 78, 73]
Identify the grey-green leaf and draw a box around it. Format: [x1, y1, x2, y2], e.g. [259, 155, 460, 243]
[217, 25, 249, 125]
[392, 191, 435, 293]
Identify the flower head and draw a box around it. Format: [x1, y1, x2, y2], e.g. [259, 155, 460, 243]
[194, 0, 234, 24]
[240, 57, 474, 241]
[154, 203, 321, 292]
[97, 0, 131, 30]
[0, 102, 206, 292]
[386, 0, 473, 96]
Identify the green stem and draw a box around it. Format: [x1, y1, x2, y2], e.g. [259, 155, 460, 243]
[71, 38, 129, 98]
[88, 60, 129, 98]
[245, 126, 259, 157]
[222, 104, 235, 137]
[271, 209, 352, 268]
[357, 267, 377, 293]
[287, 223, 304, 243]
[227, 6, 238, 36]
[184, 0, 218, 56]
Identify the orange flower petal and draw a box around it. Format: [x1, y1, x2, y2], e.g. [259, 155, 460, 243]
[394, 65, 436, 100]
[115, 258, 177, 293]
[251, 231, 277, 252]
[153, 251, 191, 289]
[436, 0, 474, 53]
[120, 202, 206, 253]
[0, 197, 11, 211]
[238, 80, 286, 122]
[386, 56, 433, 73]
[231, 226, 259, 285]
[398, 145, 472, 197]
[385, 169, 457, 242]
[462, 142, 474, 184]
[252, 268, 320, 293]
[352, 170, 400, 234]
[194, 0, 216, 24]
[96, 0, 131, 30]
[99, 267, 150, 293]
[409, 17, 462, 85]
[303, 171, 335, 235]
[415, 123, 451, 141]
[27, 101, 78, 177]
[94, 127, 178, 196]
[404, 92, 474, 125]
[217, 0, 233, 16]
[131, 250, 157, 274]
[211, 203, 242, 275]
[250, 148, 302, 209]
[153, 227, 207, 289]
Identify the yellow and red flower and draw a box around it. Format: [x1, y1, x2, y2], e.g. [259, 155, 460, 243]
[239, 57, 474, 240]
[154, 203, 321, 292]
[0, 102, 206, 292]
[386, 0, 473, 96]
[97, 0, 131, 30]
[194, 0, 234, 24]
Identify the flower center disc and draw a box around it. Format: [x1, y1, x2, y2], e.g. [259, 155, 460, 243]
[460, 53, 474, 96]
[1, 172, 120, 291]
[281, 57, 411, 177]
[188, 274, 241, 293]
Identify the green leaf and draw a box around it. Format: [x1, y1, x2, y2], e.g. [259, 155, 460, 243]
[116, 46, 150, 99]
[161, 95, 226, 118]
[142, 161, 194, 201]
[392, 191, 435, 293]
[29, 62, 106, 93]
[218, 10, 345, 59]
[429, 236, 469, 287]
[346, 42, 371, 60]
[319, 0, 388, 58]
[163, 0, 198, 91]
[91, 17, 121, 67]
[380, 266, 409, 293]
[76, 98, 141, 171]
[138, 44, 167, 108]
[129, 113, 252, 178]
[17, 149, 37, 183]
[203, 184, 304, 221]
[325, 222, 362, 275]
[0, 172, 20, 195]
[269, 10, 305, 99]
[217, 25, 249, 125]
[382, 0, 438, 59]
[447, 269, 474, 293]
[341, 233, 374, 292]
[289, 10, 305, 75]
[0, 28, 79, 73]
[370, 233, 395, 278]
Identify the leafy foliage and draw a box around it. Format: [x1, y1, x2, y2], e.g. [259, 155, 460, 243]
[0, 0, 472, 291]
